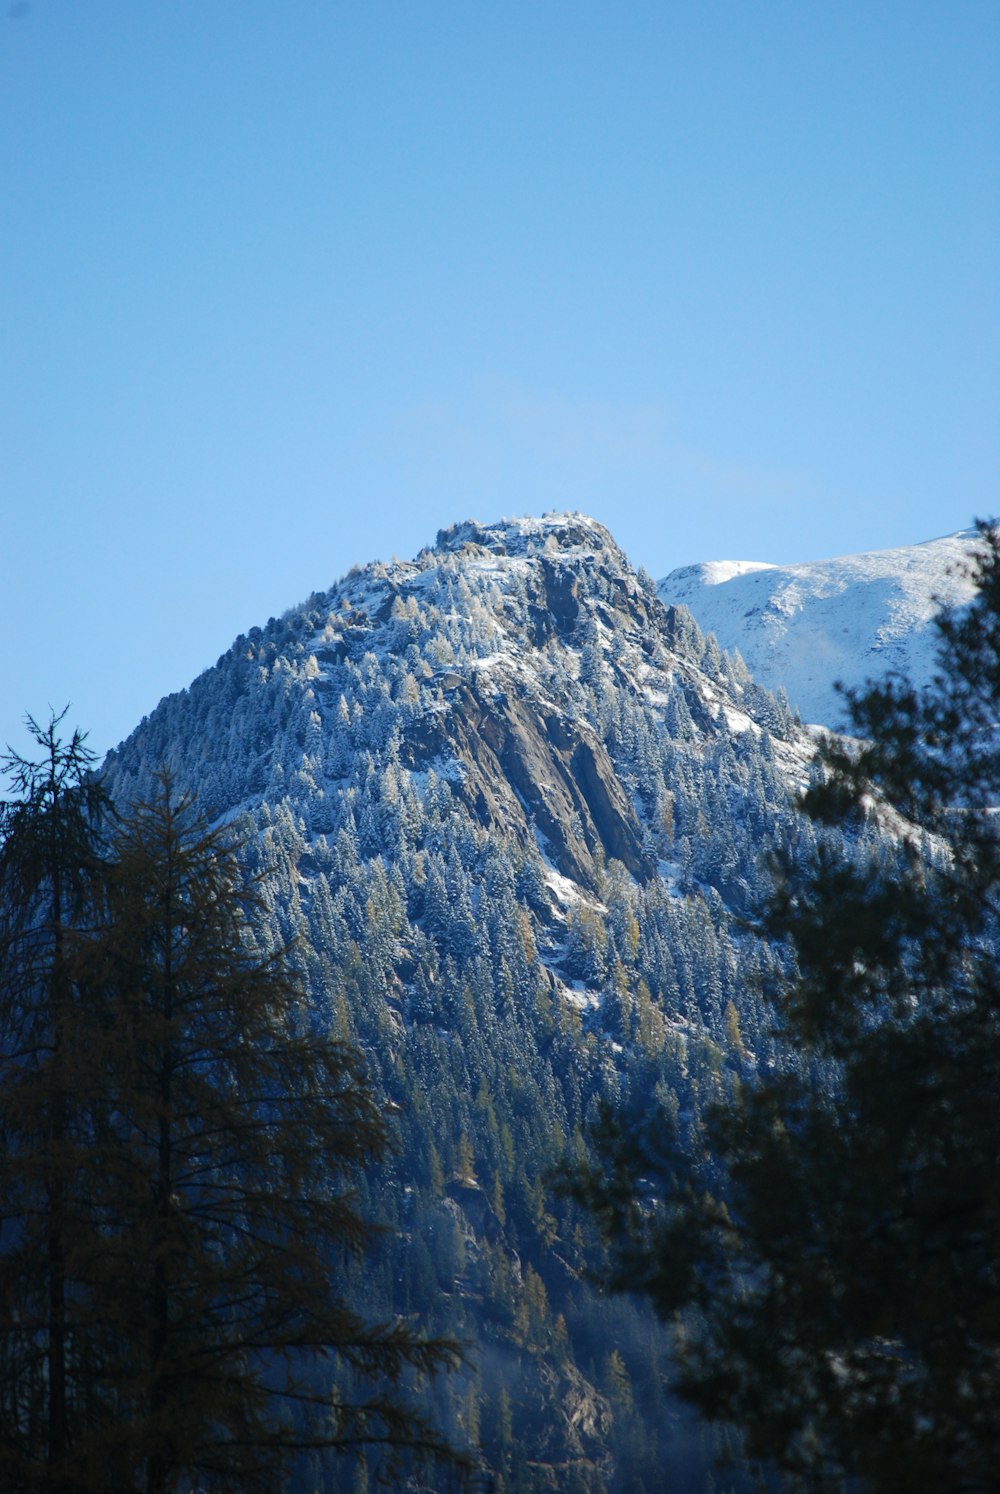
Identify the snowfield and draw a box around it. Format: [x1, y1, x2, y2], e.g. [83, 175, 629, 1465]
[658, 529, 981, 729]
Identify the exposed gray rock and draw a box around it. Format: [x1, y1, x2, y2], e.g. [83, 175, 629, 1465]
[405, 677, 653, 892]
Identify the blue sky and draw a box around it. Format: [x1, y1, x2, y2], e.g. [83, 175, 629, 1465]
[2, 1, 997, 759]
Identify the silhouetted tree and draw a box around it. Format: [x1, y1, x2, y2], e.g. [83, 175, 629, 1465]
[82, 771, 461, 1492]
[0, 712, 112, 1491]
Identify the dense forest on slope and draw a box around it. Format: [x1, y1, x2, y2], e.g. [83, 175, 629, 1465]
[105, 514, 857, 1490]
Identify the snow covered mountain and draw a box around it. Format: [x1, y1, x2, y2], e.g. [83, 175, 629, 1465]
[658, 530, 981, 730]
[105, 511, 812, 1489]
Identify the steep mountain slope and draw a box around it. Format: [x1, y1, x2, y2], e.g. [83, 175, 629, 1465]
[658, 529, 980, 729]
[106, 512, 818, 1490]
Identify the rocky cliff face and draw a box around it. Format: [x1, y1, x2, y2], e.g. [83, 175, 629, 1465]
[406, 667, 653, 891]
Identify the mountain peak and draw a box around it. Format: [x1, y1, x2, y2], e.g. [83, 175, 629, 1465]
[110, 507, 801, 906]
[428, 511, 621, 563]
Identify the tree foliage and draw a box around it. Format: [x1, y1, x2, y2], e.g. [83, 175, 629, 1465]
[581, 521, 1000, 1492]
[0, 712, 113, 1489]
[0, 728, 458, 1491]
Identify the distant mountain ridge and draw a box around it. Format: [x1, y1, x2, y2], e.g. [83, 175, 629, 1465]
[658, 529, 980, 729]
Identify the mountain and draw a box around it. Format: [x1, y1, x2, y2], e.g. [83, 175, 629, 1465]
[658, 529, 980, 729]
[105, 512, 818, 1490]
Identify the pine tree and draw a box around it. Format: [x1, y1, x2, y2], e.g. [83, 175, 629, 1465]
[579, 522, 1000, 1492]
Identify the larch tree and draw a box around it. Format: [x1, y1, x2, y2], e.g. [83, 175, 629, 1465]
[81, 771, 461, 1492]
[0, 713, 114, 1491]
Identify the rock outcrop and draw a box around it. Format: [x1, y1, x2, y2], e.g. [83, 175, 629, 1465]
[407, 675, 652, 892]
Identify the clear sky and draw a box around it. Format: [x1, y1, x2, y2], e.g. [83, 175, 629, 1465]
[2, 1, 997, 760]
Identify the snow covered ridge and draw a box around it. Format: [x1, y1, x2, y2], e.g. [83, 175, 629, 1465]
[658, 530, 982, 731]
